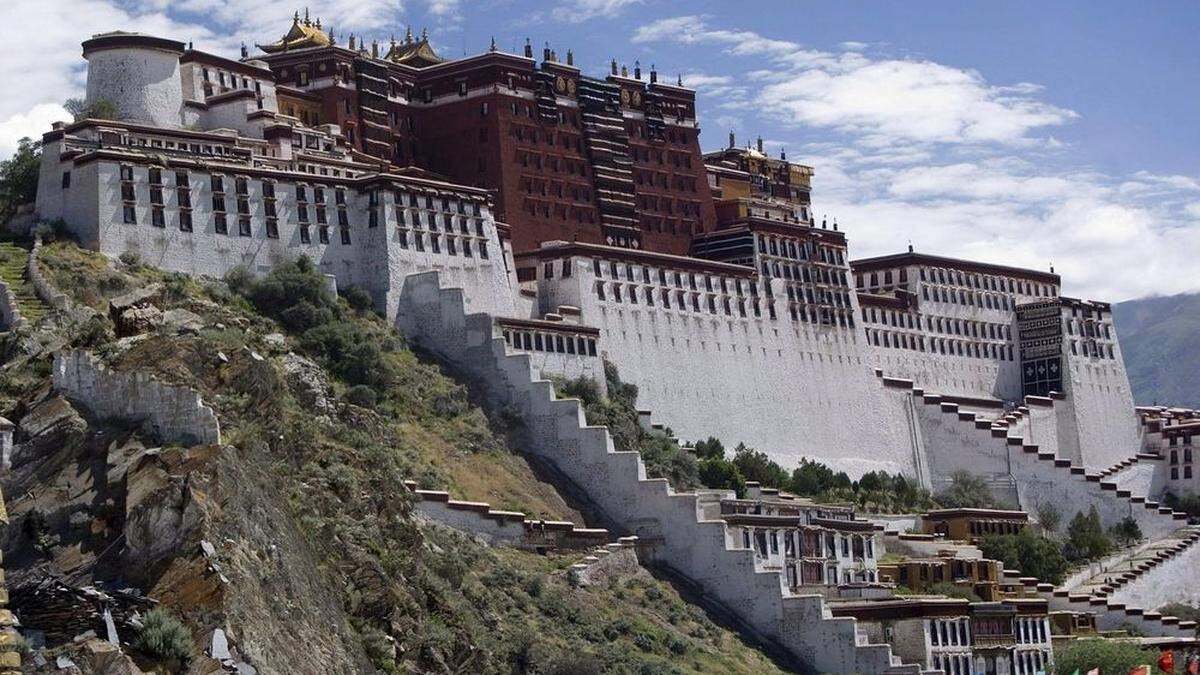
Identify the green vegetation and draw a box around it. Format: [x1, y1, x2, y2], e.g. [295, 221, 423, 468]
[1108, 515, 1144, 549]
[936, 470, 998, 509]
[133, 608, 193, 671]
[979, 529, 1069, 585]
[1053, 638, 1171, 675]
[63, 97, 117, 122]
[0, 137, 39, 224]
[555, 364, 700, 491]
[4, 243, 791, 673]
[1157, 602, 1200, 623]
[926, 582, 983, 602]
[1163, 491, 1200, 519]
[1064, 506, 1113, 562]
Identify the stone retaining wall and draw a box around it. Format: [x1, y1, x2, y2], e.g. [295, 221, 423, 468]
[407, 481, 610, 551]
[396, 271, 919, 674]
[52, 350, 220, 446]
[0, 280, 24, 332]
[569, 538, 641, 586]
[28, 238, 70, 311]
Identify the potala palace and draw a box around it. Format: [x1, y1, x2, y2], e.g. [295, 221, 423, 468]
[6, 14, 1199, 673]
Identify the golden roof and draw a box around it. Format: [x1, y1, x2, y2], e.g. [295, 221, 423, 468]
[257, 11, 332, 54]
[384, 27, 444, 68]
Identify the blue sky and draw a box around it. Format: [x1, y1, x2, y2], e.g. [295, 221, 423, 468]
[3, 0, 1198, 301]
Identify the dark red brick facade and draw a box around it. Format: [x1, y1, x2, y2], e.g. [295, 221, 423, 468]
[258, 44, 716, 255]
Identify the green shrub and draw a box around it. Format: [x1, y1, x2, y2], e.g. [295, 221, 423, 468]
[347, 384, 378, 409]
[936, 471, 997, 509]
[979, 529, 1068, 585]
[133, 608, 192, 669]
[692, 437, 725, 460]
[928, 582, 982, 602]
[698, 457, 745, 496]
[342, 285, 374, 312]
[1109, 516, 1143, 548]
[1053, 638, 1161, 675]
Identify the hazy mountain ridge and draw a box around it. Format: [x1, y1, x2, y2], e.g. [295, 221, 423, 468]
[1113, 291, 1200, 409]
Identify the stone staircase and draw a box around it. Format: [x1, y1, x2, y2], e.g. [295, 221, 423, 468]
[397, 271, 921, 673]
[0, 242, 46, 327]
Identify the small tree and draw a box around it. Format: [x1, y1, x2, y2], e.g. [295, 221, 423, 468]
[979, 529, 1068, 584]
[936, 470, 996, 509]
[1036, 501, 1062, 533]
[698, 457, 745, 497]
[0, 137, 41, 223]
[692, 437, 725, 461]
[1109, 516, 1143, 548]
[1065, 507, 1112, 561]
[63, 97, 117, 121]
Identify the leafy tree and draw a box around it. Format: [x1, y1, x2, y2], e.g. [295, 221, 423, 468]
[1065, 506, 1112, 561]
[698, 457, 745, 497]
[936, 470, 997, 509]
[790, 458, 838, 496]
[731, 443, 790, 488]
[692, 437, 725, 461]
[979, 529, 1068, 584]
[1163, 491, 1200, 518]
[63, 97, 117, 121]
[1109, 516, 1143, 548]
[1052, 638, 1163, 675]
[1036, 501, 1062, 533]
[0, 137, 41, 223]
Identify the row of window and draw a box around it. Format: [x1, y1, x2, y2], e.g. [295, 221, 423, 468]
[786, 284, 853, 310]
[589, 258, 758, 297]
[739, 527, 876, 560]
[1170, 466, 1194, 480]
[868, 329, 1016, 361]
[1065, 318, 1112, 340]
[501, 329, 598, 357]
[931, 653, 972, 675]
[1070, 339, 1115, 360]
[635, 193, 703, 216]
[759, 235, 847, 267]
[595, 281, 764, 319]
[930, 618, 971, 647]
[922, 284, 1016, 312]
[864, 307, 1013, 342]
[1013, 649, 1051, 675]
[918, 266, 1056, 298]
[395, 227, 488, 259]
[1015, 618, 1049, 645]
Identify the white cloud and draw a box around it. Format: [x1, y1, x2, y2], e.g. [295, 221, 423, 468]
[0, 104, 69, 158]
[551, 0, 642, 23]
[635, 15, 1076, 147]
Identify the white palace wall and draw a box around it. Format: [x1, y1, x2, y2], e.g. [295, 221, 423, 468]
[36, 145, 515, 321]
[528, 254, 918, 477]
[1062, 353, 1140, 471]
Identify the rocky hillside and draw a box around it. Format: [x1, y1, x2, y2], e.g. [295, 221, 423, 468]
[0, 238, 787, 674]
[1112, 291, 1200, 408]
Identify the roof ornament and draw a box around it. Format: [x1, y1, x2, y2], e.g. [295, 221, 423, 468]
[1050, 262, 1055, 273]
[314, 17, 321, 29]
[405, 25, 413, 43]
[421, 27, 428, 40]
[729, 130, 735, 149]
[303, 7, 310, 25]
[348, 34, 356, 50]
[620, 64, 628, 77]
[489, 36, 497, 52]
[524, 37, 533, 58]
[677, 73, 682, 86]
[611, 58, 618, 75]
[293, 10, 300, 23]
[634, 60, 641, 79]
[780, 147, 786, 160]
[908, 240, 914, 253]
[821, 215, 827, 229]
[328, 29, 335, 46]
[832, 218, 838, 231]
[649, 63, 657, 83]
[240, 42, 248, 58]
[566, 48, 574, 65]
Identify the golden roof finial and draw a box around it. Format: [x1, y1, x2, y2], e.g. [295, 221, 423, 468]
[303, 7, 310, 25]
[421, 27, 428, 41]
[405, 25, 413, 43]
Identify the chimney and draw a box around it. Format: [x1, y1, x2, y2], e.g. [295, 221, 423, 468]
[566, 49, 574, 66]
[524, 38, 533, 58]
[756, 136, 763, 153]
[611, 59, 618, 75]
[728, 130, 735, 149]
[649, 64, 657, 84]
[634, 60, 641, 79]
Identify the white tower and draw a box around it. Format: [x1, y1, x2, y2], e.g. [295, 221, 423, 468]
[82, 32, 185, 128]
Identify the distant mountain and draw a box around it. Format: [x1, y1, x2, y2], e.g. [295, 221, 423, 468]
[1112, 292, 1200, 409]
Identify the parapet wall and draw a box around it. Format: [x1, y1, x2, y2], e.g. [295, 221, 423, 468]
[396, 270, 919, 673]
[407, 481, 610, 551]
[879, 376, 1187, 541]
[52, 350, 221, 446]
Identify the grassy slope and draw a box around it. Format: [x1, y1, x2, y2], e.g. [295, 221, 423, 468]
[12, 240, 787, 674]
[1112, 292, 1200, 408]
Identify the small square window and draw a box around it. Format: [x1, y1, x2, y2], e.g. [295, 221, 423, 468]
[179, 210, 193, 232]
[215, 212, 228, 234]
[238, 217, 251, 237]
[122, 205, 136, 224]
[61, 171, 71, 188]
